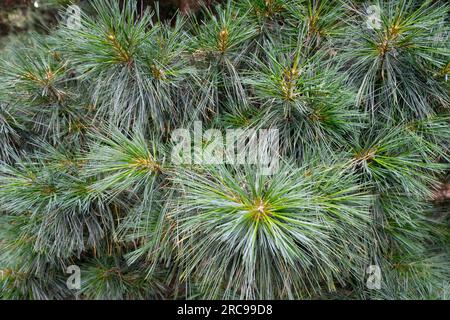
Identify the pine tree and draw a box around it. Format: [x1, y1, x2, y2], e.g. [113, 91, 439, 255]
[0, 0, 448, 300]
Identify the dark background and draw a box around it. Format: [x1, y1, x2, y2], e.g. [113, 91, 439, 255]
[0, 0, 220, 40]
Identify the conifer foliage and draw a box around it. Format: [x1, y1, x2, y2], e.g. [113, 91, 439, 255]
[0, 0, 449, 299]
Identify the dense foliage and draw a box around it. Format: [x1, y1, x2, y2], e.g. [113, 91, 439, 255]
[0, 0, 449, 300]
